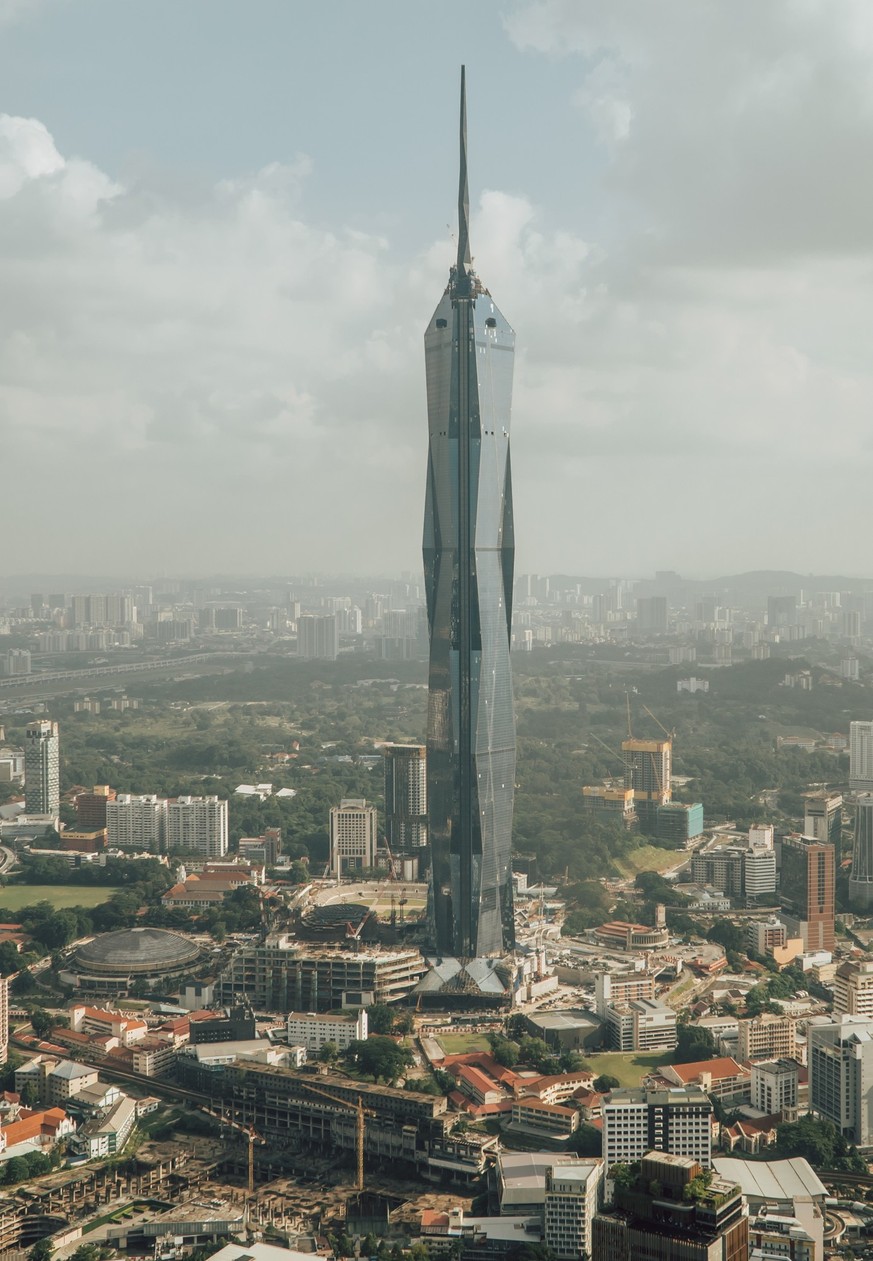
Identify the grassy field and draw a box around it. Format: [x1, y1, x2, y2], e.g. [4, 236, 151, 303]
[0, 885, 121, 911]
[584, 1051, 666, 1087]
[612, 844, 684, 877]
[437, 1032, 492, 1055]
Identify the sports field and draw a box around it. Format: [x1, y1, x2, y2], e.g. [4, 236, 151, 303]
[437, 1032, 492, 1055]
[0, 885, 121, 911]
[584, 1051, 665, 1087]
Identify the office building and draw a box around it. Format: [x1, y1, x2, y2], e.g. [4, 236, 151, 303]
[736, 1013, 796, 1062]
[595, 970, 656, 1017]
[751, 1060, 798, 1117]
[803, 792, 842, 847]
[75, 785, 116, 831]
[809, 1015, 873, 1145]
[24, 720, 60, 815]
[592, 1152, 747, 1261]
[747, 917, 789, 956]
[604, 999, 677, 1052]
[636, 597, 667, 635]
[833, 958, 873, 1019]
[383, 744, 427, 855]
[238, 828, 282, 869]
[850, 721, 873, 793]
[106, 794, 166, 852]
[622, 738, 671, 808]
[779, 834, 834, 953]
[543, 1160, 604, 1260]
[285, 1009, 368, 1054]
[215, 933, 425, 1011]
[424, 71, 516, 959]
[602, 1087, 712, 1171]
[849, 795, 873, 911]
[166, 796, 228, 858]
[329, 798, 378, 876]
[296, 615, 339, 661]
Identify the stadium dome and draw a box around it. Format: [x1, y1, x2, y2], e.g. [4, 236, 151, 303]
[72, 927, 202, 980]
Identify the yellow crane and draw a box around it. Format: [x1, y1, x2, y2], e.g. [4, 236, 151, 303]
[296, 1080, 376, 1192]
[199, 1106, 264, 1194]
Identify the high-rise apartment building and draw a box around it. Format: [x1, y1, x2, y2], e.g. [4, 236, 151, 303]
[767, 594, 797, 627]
[849, 795, 873, 911]
[779, 834, 834, 953]
[383, 744, 427, 855]
[106, 794, 167, 852]
[424, 71, 516, 959]
[803, 792, 842, 847]
[592, 1153, 747, 1261]
[636, 597, 668, 635]
[850, 721, 873, 793]
[0, 976, 8, 1066]
[543, 1160, 604, 1260]
[75, 785, 116, 831]
[602, 1087, 712, 1171]
[24, 720, 60, 815]
[809, 1015, 873, 1145]
[3, 650, 31, 677]
[166, 796, 229, 857]
[297, 615, 338, 661]
[329, 798, 378, 876]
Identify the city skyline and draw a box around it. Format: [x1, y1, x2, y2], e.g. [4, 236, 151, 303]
[2, 2, 873, 577]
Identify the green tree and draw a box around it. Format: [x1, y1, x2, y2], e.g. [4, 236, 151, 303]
[29, 1240, 53, 1261]
[487, 1033, 520, 1068]
[366, 1005, 395, 1035]
[593, 1074, 621, 1093]
[673, 1023, 716, 1065]
[30, 1009, 54, 1040]
[345, 1037, 412, 1084]
[318, 1041, 339, 1064]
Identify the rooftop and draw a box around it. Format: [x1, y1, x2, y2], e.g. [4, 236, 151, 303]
[712, 1157, 826, 1203]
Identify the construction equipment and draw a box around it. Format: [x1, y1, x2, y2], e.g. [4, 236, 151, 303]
[199, 1106, 263, 1194]
[295, 1080, 376, 1192]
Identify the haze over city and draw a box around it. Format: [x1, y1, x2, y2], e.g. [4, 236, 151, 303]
[2, 0, 872, 577]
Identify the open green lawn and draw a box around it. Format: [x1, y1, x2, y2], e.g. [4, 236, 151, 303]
[584, 1051, 666, 1088]
[437, 1032, 492, 1055]
[0, 885, 121, 911]
[612, 844, 684, 877]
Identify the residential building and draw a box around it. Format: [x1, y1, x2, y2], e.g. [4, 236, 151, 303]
[106, 794, 167, 852]
[809, 1015, 873, 1145]
[543, 1159, 604, 1259]
[603, 999, 677, 1052]
[75, 785, 116, 831]
[3, 650, 31, 677]
[285, 1009, 368, 1053]
[602, 1087, 712, 1170]
[636, 597, 667, 635]
[24, 719, 59, 815]
[297, 615, 338, 661]
[69, 1005, 148, 1047]
[850, 721, 873, 793]
[383, 744, 427, 856]
[595, 970, 657, 1017]
[71, 1095, 137, 1158]
[833, 958, 873, 1018]
[166, 796, 228, 857]
[591, 1152, 747, 1261]
[849, 795, 873, 911]
[423, 73, 516, 959]
[736, 1013, 797, 1062]
[215, 934, 425, 1011]
[779, 834, 835, 953]
[751, 1060, 799, 1117]
[329, 798, 378, 876]
[803, 792, 842, 847]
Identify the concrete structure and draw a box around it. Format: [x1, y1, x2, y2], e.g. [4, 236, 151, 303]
[712, 1157, 826, 1261]
[383, 743, 427, 857]
[660, 1058, 750, 1106]
[779, 834, 834, 953]
[74, 785, 116, 831]
[510, 1097, 580, 1143]
[736, 1013, 797, 1062]
[0, 978, 8, 1067]
[751, 1059, 799, 1117]
[297, 614, 338, 660]
[166, 795, 228, 858]
[62, 927, 202, 996]
[543, 1159, 604, 1260]
[595, 970, 656, 1017]
[106, 794, 167, 852]
[285, 1009, 368, 1053]
[602, 1087, 712, 1170]
[604, 999, 677, 1052]
[809, 1014, 873, 1146]
[803, 792, 842, 847]
[850, 721, 873, 793]
[328, 798, 378, 876]
[523, 1010, 604, 1052]
[849, 795, 873, 911]
[833, 958, 873, 1018]
[424, 72, 517, 960]
[24, 720, 59, 815]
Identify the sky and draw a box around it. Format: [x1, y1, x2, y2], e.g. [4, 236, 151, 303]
[2, 0, 873, 580]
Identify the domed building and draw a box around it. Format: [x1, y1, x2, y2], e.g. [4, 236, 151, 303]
[60, 927, 203, 996]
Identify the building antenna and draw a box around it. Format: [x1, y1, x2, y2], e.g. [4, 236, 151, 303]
[456, 65, 471, 293]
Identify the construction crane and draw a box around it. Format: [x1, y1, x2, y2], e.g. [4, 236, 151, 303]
[346, 878, 389, 941]
[295, 1080, 376, 1192]
[199, 1106, 264, 1194]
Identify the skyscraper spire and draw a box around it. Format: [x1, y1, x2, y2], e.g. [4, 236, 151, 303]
[456, 65, 471, 290]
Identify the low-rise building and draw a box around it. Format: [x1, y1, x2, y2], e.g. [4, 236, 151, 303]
[509, 1097, 580, 1143]
[285, 1008, 368, 1053]
[659, 1056, 751, 1105]
[71, 1095, 137, 1159]
[603, 999, 677, 1052]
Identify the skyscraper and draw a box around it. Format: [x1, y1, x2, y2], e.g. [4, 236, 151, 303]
[779, 833, 834, 953]
[849, 794, 873, 911]
[383, 744, 427, 856]
[24, 720, 60, 815]
[850, 721, 873, 792]
[423, 69, 516, 959]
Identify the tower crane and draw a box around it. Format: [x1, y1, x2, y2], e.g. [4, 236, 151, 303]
[295, 1080, 376, 1192]
[199, 1106, 264, 1194]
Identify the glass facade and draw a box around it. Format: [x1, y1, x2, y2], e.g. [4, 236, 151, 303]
[422, 79, 516, 958]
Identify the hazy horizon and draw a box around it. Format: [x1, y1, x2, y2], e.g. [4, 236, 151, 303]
[2, 2, 871, 576]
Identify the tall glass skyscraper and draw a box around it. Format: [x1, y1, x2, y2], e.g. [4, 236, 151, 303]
[423, 69, 516, 959]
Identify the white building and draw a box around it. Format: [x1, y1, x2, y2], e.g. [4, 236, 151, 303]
[809, 1015, 873, 1146]
[833, 958, 873, 1019]
[329, 798, 378, 876]
[603, 999, 677, 1052]
[285, 1008, 368, 1053]
[751, 1059, 799, 1117]
[594, 970, 656, 1018]
[3, 649, 31, 677]
[543, 1159, 604, 1260]
[744, 846, 778, 898]
[850, 721, 873, 793]
[166, 796, 229, 857]
[24, 720, 59, 815]
[602, 1087, 712, 1170]
[107, 794, 167, 852]
[297, 615, 338, 661]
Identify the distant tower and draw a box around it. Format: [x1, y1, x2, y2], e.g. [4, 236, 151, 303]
[383, 745, 427, 857]
[423, 68, 516, 958]
[24, 720, 59, 815]
[850, 795, 873, 911]
[850, 721, 873, 793]
[329, 799, 378, 877]
[779, 833, 835, 953]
